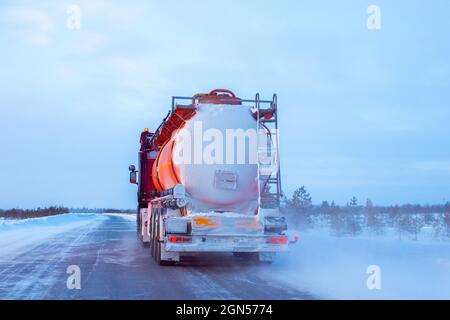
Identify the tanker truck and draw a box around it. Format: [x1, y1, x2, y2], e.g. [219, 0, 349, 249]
[129, 89, 293, 265]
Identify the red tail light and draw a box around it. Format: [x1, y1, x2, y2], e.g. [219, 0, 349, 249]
[267, 236, 287, 245]
[168, 236, 192, 243]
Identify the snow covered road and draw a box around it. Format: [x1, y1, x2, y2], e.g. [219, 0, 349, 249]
[2, 213, 448, 299]
[0, 214, 312, 300]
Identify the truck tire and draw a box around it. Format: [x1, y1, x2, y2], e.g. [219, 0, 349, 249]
[154, 211, 175, 266]
[136, 210, 140, 234]
[150, 213, 155, 258]
[155, 239, 161, 263]
[136, 210, 143, 242]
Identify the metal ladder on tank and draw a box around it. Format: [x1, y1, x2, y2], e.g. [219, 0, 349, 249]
[255, 93, 282, 209]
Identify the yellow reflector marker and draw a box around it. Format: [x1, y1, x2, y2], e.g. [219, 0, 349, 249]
[193, 217, 220, 228]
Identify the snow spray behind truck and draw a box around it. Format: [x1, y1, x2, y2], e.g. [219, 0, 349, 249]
[129, 89, 294, 265]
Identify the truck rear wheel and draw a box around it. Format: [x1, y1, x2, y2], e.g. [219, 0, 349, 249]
[136, 210, 143, 243]
[150, 213, 156, 258]
[149, 209, 168, 265]
[150, 241, 155, 257]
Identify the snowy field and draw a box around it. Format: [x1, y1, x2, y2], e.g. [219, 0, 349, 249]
[0, 213, 106, 261]
[270, 228, 450, 299]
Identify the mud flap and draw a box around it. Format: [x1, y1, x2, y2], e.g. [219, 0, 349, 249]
[160, 242, 180, 263]
[140, 208, 150, 245]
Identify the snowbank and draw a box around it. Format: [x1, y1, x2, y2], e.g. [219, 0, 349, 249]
[103, 213, 136, 222]
[0, 213, 106, 260]
[268, 229, 450, 299]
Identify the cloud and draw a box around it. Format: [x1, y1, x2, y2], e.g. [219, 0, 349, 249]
[410, 160, 450, 176]
[68, 31, 107, 54]
[1, 6, 54, 46]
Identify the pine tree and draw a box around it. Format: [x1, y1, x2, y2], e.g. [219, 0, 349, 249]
[396, 213, 412, 240]
[445, 205, 450, 238]
[410, 214, 425, 241]
[343, 197, 362, 235]
[290, 186, 312, 213]
[348, 196, 358, 207]
[289, 186, 313, 228]
[365, 199, 384, 235]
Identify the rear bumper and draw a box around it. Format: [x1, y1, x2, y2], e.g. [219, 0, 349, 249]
[165, 234, 289, 253]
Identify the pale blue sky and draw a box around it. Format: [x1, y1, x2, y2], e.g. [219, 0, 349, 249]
[1, 0, 449, 208]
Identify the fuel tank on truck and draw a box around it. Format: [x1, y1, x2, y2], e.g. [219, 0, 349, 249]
[152, 103, 260, 215]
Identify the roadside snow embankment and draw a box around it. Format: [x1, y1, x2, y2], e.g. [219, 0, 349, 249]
[268, 229, 450, 299]
[0, 213, 105, 261]
[103, 213, 136, 222]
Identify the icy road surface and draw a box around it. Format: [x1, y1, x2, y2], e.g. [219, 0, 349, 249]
[0, 214, 312, 300]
